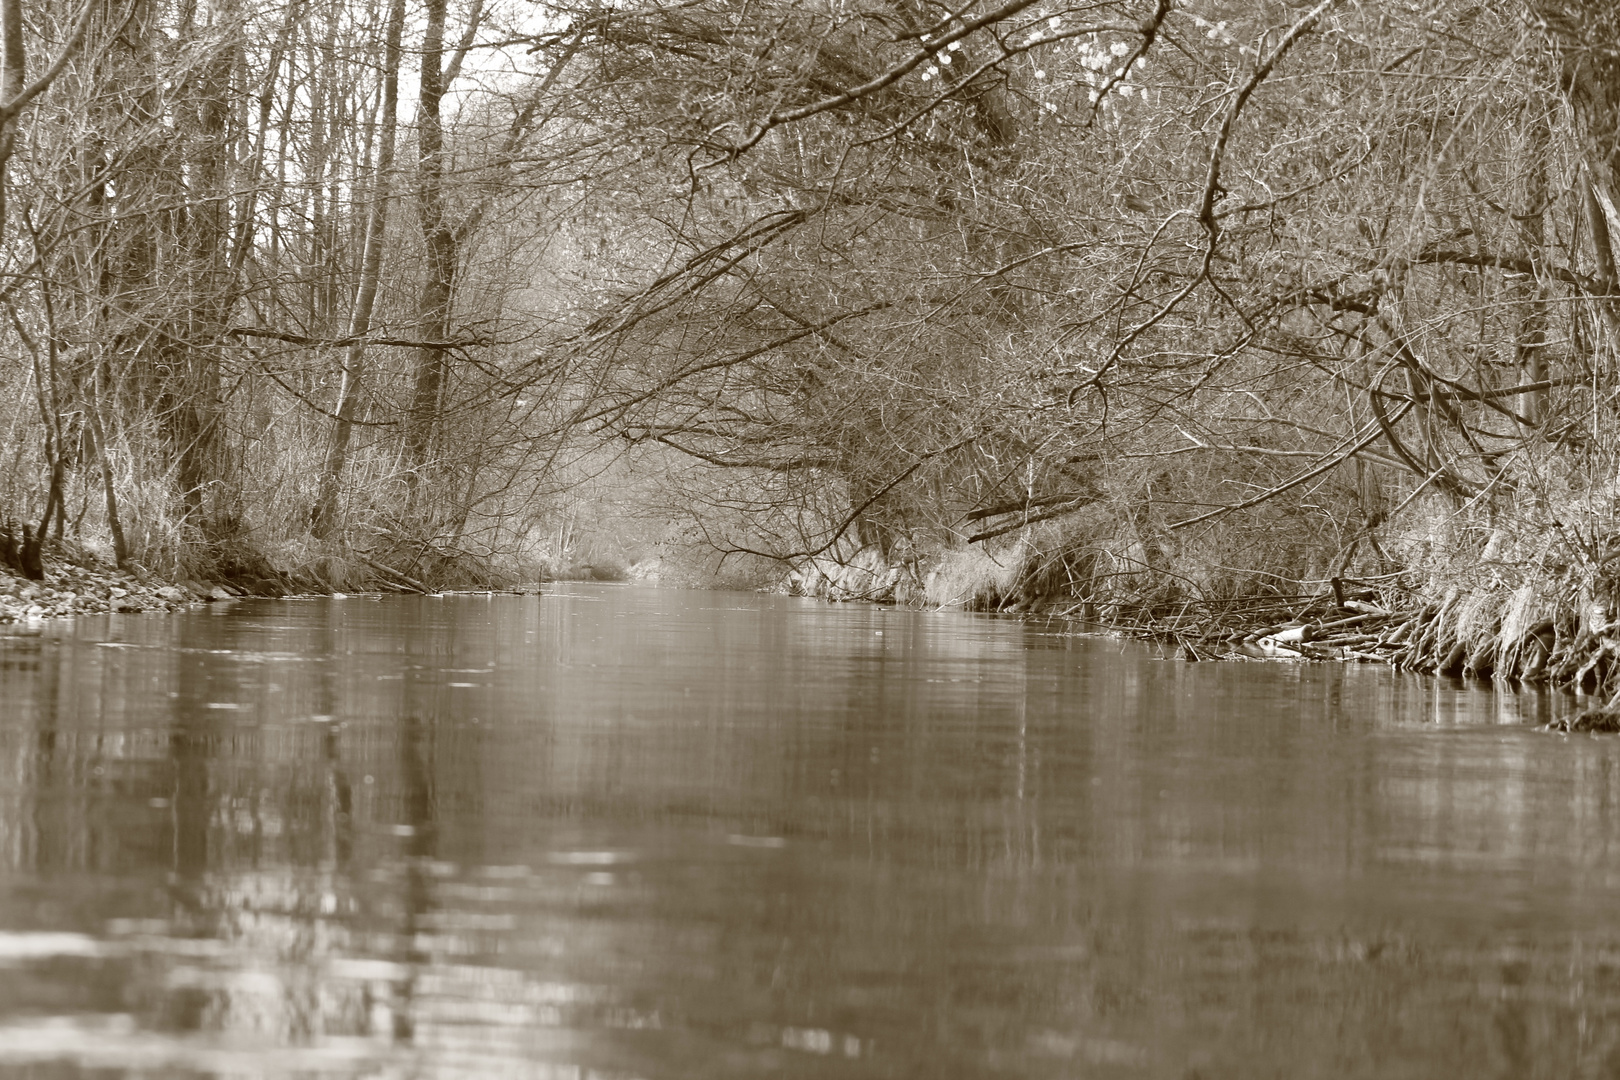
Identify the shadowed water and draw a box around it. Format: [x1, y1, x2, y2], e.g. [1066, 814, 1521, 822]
[0, 583, 1614, 1078]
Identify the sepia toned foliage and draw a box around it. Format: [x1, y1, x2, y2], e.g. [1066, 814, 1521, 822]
[2, 0, 1620, 656]
[539, 0, 1620, 618]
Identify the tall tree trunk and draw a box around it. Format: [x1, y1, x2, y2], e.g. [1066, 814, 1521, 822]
[406, 0, 453, 503]
[0, 0, 23, 242]
[1540, 1, 1620, 373]
[311, 0, 405, 538]
[173, 0, 241, 536]
[404, 0, 483, 511]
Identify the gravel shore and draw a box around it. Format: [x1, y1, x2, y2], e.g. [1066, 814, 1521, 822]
[0, 562, 249, 624]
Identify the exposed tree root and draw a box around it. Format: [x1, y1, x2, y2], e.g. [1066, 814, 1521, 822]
[1103, 571, 1620, 730]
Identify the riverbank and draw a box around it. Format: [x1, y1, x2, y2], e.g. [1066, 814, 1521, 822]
[13, 537, 1615, 730]
[1136, 589, 1620, 732]
[786, 541, 1620, 730]
[0, 561, 267, 624]
[0, 542, 557, 625]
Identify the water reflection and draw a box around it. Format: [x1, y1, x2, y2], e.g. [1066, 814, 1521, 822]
[0, 586, 1616, 1077]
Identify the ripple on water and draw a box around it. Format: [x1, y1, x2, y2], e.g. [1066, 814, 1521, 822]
[0, 585, 1611, 1078]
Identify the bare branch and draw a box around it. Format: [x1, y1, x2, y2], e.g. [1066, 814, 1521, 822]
[228, 326, 484, 351]
[1169, 402, 1413, 532]
[0, 0, 97, 125]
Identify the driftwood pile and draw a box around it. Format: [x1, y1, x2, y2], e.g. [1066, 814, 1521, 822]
[1120, 577, 1620, 731]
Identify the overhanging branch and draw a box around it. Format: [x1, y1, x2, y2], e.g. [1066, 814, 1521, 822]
[228, 326, 484, 350]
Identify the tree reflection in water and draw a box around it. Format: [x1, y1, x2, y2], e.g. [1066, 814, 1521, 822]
[0, 586, 1614, 1078]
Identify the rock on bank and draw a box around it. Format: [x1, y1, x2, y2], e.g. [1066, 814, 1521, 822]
[0, 566, 228, 623]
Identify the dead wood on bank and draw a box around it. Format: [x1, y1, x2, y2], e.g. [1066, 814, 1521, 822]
[1092, 571, 1620, 730]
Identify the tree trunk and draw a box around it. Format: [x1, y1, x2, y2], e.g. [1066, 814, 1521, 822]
[1540, 1, 1620, 371]
[406, 0, 454, 503]
[0, 0, 22, 241]
[84, 389, 129, 570]
[311, 0, 405, 539]
[173, 0, 242, 536]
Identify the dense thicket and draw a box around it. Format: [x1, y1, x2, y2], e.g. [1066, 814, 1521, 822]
[545, 1, 1620, 627]
[0, 0, 575, 587]
[4, 0, 1620, 692]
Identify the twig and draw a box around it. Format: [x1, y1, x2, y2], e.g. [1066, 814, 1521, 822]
[1170, 401, 1412, 530]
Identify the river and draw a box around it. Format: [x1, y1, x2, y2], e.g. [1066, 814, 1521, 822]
[0, 583, 1615, 1077]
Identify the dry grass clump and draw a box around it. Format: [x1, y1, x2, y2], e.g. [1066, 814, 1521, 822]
[789, 544, 926, 604]
[921, 537, 1027, 608]
[1124, 466, 1620, 713]
[874, 444, 1620, 723]
[1358, 459, 1620, 691]
[915, 485, 1336, 621]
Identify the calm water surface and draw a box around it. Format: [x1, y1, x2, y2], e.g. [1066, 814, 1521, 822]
[0, 584, 1615, 1078]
